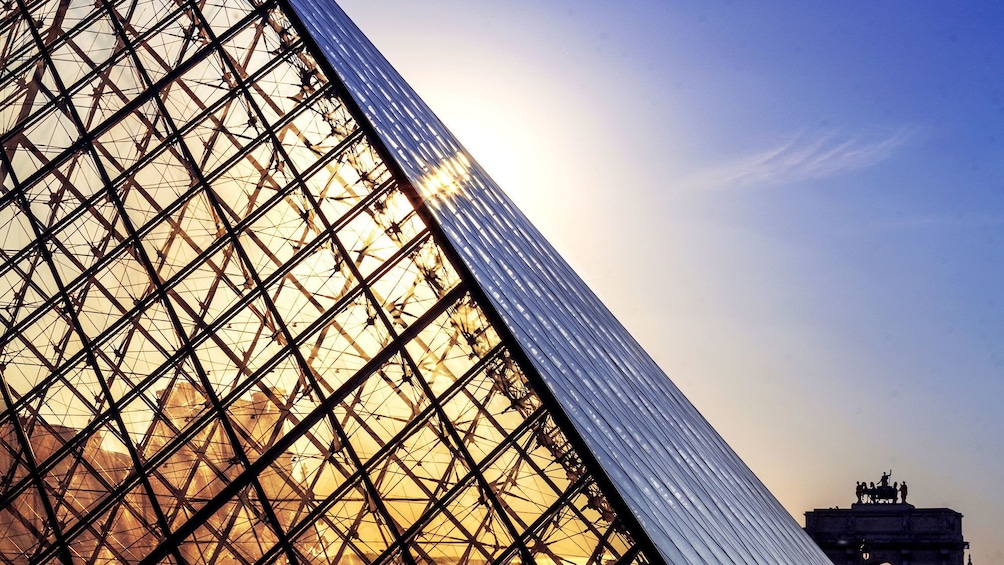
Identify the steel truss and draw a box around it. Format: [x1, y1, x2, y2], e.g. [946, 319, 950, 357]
[0, 0, 656, 563]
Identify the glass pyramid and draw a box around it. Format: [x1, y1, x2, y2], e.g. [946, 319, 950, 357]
[0, 0, 829, 563]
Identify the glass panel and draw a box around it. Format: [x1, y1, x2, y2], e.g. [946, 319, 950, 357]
[409, 480, 515, 563]
[180, 484, 278, 564]
[0, 486, 55, 560]
[335, 354, 426, 464]
[369, 235, 460, 331]
[336, 187, 425, 278]
[406, 293, 500, 397]
[66, 483, 165, 563]
[366, 413, 470, 531]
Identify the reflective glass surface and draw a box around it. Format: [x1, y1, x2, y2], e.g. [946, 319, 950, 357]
[0, 0, 653, 562]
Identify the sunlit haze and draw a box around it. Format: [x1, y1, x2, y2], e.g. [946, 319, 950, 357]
[339, 1, 1004, 562]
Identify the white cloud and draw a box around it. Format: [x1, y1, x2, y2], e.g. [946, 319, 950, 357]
[683, 126, 918, 190]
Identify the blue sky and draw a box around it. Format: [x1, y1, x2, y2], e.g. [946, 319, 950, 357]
[339, 1, 1004, 560]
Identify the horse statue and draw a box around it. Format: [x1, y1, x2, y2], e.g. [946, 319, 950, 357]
[857, 471, 900, 503]
[865, 484, 898, 503]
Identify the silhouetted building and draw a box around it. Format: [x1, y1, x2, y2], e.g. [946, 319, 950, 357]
[805, 475, 968, 565]
[0, 0, 829, 562]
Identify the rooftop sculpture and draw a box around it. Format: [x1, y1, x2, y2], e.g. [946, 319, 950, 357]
[855, 471, 909, 504]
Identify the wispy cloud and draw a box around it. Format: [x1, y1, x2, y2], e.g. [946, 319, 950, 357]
[683, 126, 918, 190]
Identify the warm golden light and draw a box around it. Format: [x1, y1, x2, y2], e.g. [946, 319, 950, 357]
[0, 1, 643, 562]
[416, 152, 473, 203]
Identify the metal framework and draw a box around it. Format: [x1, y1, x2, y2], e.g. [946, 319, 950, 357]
[0, 0, 654, 562]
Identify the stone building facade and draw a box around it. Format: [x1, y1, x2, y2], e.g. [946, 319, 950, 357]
[805, 502, 968, 564]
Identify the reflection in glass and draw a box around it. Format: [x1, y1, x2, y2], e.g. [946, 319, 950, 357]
[0, 0, 648, 562]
